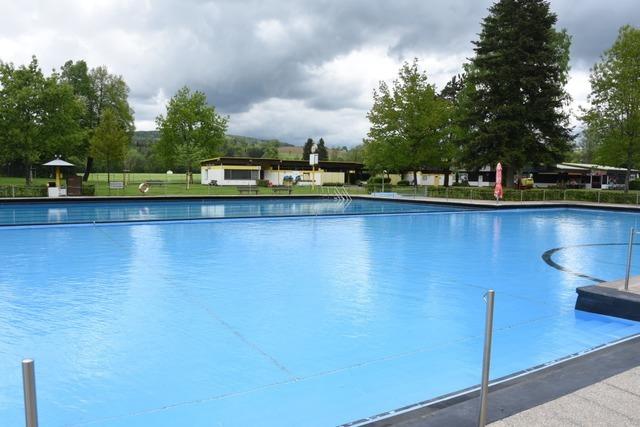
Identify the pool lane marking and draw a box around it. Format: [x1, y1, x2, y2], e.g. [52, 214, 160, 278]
[90, 222, 298, 381]
[541, 243, 640, 283]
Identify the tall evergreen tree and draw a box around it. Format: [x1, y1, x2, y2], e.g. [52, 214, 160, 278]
[459, 0, 572, 186]
[302, 138, 314, 160]
[90, 108, 129, 183]
[317, 138, 329, 161]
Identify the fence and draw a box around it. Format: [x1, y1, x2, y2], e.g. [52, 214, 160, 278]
[368, 185, 640, 205]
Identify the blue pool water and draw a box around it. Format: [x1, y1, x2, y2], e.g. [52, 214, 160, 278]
[1, 203, 640, 426]
[0, 198, 469, 226]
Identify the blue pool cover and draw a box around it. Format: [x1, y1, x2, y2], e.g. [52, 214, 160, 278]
[1, 201, 640, 426]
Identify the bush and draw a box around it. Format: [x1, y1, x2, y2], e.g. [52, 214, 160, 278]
[0, 185, 47, 197]
[629, 180, 640, 190]
[366, 183, 392, 192]
[81, 184, 96, 196]
[397, 180, 411, 186]
[256, 179, 269, 187]
[368, 176, 391, 184]
[322, 182, 344, 187]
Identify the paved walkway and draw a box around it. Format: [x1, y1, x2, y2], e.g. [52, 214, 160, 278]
[364, 194, 640, 210]
[490, 366, 640, 426]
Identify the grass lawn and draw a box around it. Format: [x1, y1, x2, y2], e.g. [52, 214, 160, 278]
[0, 174, 367, 197]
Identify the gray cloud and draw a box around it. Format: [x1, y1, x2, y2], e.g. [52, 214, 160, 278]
[0, 0, 638, 145]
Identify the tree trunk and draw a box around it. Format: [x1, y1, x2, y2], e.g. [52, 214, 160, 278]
[186, 164, 191, 190]
[443, 168, 450, 187]
[505, 165, 515, 189]
[625, 141, 633, 193]
[24, 160, 32, 186]
[413, 170, 418, 187]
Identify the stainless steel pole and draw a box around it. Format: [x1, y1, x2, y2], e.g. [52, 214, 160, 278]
[478, 290, 495, 427]
[625, 228, 635, 291]
[22, 359, 38, 427]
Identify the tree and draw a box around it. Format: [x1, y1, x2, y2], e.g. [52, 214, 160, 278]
[582, 25, 640, 192]
[0, 57, 84, 183]
[155, 86, 228, 188]
[459, 0, 572, 186]
[88, 66, 134, 134]
[317, 138, 329, 161]
[262, 140, 280, 158]
[364, 59, 450, 184]
[90, 108, 129, 183]
[302, 138, 314, 160]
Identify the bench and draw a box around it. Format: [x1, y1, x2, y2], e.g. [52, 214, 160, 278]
[272, 185, 292, 194]
[236, 186, 259, 194]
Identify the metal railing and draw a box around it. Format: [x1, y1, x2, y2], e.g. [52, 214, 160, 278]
[624, 228, 640, 291]
[478, 290, 495, 427]
[22, 359, 38, 427]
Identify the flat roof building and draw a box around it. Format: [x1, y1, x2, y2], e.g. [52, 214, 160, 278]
[200, 157, 364, 186]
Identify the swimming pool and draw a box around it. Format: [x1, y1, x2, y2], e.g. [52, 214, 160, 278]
[0, 198, 471, 226]
[1, 202, 640, 426]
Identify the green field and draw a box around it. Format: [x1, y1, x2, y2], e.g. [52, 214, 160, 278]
[0, 174, 365, 197]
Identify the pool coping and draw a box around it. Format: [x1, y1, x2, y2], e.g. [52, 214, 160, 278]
[348, 334, 640, 427]
[2, 193, 640, 212]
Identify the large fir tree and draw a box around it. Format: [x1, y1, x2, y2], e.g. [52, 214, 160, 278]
[460, 0, 572, 185]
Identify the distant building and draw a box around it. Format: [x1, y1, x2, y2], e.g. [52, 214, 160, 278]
[200, 157, 364, 186]
[462, 163, 638, 189]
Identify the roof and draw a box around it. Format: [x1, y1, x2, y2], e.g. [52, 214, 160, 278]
[561, 163, 637, 172]
[43, 159, 74, 167]
[200, 157, 363, 170]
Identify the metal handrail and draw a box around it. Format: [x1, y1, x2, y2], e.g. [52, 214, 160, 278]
[624, 227, 640, 291]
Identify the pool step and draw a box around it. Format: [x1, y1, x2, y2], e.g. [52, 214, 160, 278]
[576, 280, 640, 321]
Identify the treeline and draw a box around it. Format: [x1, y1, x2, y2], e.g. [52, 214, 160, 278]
[0, 58, 133, 183]
[363, 0, 640, 191]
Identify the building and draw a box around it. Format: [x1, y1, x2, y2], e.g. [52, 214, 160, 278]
[200, 157, 364, 186]
[462, 163, 638, 189]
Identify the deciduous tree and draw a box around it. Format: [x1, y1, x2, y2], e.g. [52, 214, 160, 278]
[582, 25, 640, 191]
[155, 86, 228, 188]
[364, 59, 450, 184]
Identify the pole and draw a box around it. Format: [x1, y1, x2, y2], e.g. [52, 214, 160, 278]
[478, 290, 495, 427]
[22, 359, 38, 427]
[625, 228, 635, 291]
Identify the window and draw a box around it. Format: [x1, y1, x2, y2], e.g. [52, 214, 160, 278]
[224, 169, 259, 180]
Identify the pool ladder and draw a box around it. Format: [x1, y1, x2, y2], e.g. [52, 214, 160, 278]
[332, 186, 352, 202]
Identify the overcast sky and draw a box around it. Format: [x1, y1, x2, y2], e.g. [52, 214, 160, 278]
[1, 0, 638, 146]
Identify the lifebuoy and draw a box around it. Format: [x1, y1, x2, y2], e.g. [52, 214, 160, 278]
[138, 182, 150, 193]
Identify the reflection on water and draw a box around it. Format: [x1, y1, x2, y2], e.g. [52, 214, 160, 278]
[0, 199, 470, 226]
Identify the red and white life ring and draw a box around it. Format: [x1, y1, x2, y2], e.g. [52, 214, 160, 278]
[138, 182, 150, 193]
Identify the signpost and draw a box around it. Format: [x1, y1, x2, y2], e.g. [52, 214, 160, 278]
[309, 150, 319, 189]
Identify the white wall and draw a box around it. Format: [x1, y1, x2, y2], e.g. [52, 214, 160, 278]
[200, 167, 257, 186]
[401, 172, 454, 186]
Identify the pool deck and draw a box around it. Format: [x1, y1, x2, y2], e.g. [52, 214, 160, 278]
[363, 335, 640, 427]
[3, 193, 640, 212]
[489, 366, 640, 426]
[361, 194, 640, 211]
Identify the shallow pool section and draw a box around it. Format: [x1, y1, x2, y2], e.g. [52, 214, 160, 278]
[0, 198, 470, 226]
[1, 208, 640, 426]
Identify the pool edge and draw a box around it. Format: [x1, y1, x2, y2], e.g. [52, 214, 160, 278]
[348, 333, 640, 427]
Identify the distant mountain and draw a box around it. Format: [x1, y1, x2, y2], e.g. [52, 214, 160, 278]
[133, 131, 295, 147]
